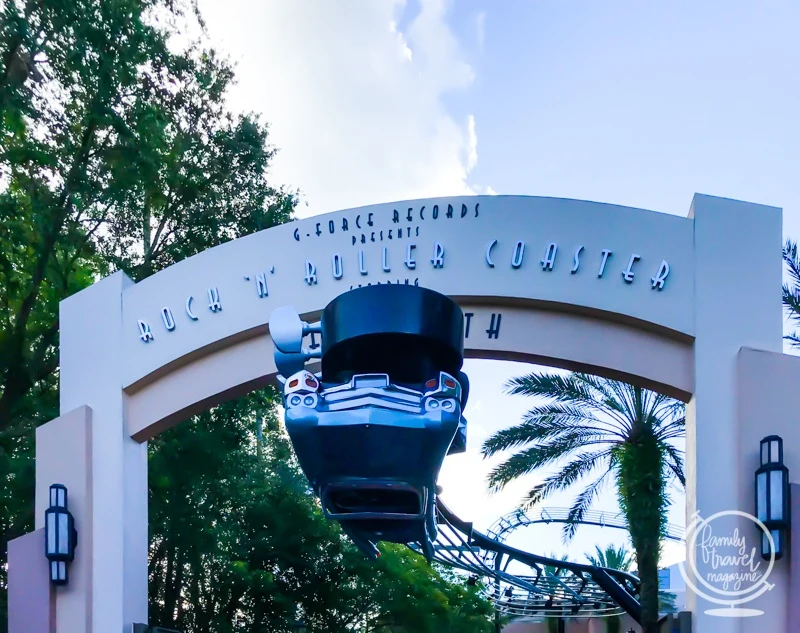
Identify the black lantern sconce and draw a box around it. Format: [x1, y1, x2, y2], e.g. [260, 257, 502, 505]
[292, 621, 308, 633]
[290, 603, 308, 633]
[44, 484, 78, 585]
[755, 435, 790, 560]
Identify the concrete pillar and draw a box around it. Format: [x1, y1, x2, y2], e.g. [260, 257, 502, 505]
[7, 529, 54, 633]
[56, 271, 148, 633]
[34, 406, 93, 632]
[687, 195, 783, 632]
[791, 483, 800, 633]
[736, 352, 800, 631]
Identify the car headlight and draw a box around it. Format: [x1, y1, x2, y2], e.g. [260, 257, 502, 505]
[289, 395, 302, 407]
[303, 395, 317, 407]
[425, 398, 457, 412]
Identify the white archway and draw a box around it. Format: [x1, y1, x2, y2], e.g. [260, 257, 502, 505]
[23, 193, 797, 633]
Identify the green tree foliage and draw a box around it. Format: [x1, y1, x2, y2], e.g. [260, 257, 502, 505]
[585, 544, 633, 572]
[0, 0, 292, 621]
[783, 240, 800, 347]
[583, 546, 676, 633]
[584, 545, 633, 633]
[0, 0, 295, 436]
[541, 553, 568, 633]
[0, 2, 493, 631]
[148, 392, 494, 632]
[481, 372, 685, 633]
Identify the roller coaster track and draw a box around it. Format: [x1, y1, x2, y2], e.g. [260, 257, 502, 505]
[486, 506, 685, 542]
[418, 501, 644, 624]
[479, 506, 685, 571]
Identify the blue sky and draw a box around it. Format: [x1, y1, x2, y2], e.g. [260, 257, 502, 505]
[197, 0, 799, 568]
[456, 1, 799, 225]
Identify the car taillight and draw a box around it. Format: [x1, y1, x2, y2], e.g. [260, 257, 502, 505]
[444, 377, 457, 389]
[425, 378, 438, 390]
[288, 378, 299, 388]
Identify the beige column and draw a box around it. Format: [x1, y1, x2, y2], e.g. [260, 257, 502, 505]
[34, 406, 93, 632]
[687, 195, 783, 633]
[7, 529, 55, 633]
[58, 271, 148, 633]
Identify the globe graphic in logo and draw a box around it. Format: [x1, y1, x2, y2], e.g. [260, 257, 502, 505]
[679, 510, 776, 617]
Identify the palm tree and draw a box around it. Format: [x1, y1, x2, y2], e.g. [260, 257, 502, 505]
[585, 544, 633, 572]
[481, 372, 685, 633]
[585, 545, 633, 633]
[542, 553, 569, 633]
[585, 544, 678, 623]
[783, 240, 800, 347]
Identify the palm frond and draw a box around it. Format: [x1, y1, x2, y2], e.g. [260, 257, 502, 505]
[573, 375, 640, 433]
[640, 389, 685, 439]
[783, 240, 800, 288]
[481, 417, 600, 457]
[523, 402, 627, 439]
[783, 284, 800, 316]
[516, 448, 612, 506]
[585, 544, 633, 571]
[662, 443, 685, 487]
[783, 241, 800, 349]
[480, 422, 555, 456]
[570, 373, 620, 404]
[783, 283, 800, 320]
[585, 545, 606, 567]
[657, 417, 686, 442]
[481, 407, 619, 457]
[520, 402, 603, 426]
[562, 461, 615, 541]
[571, 373, 640, 430]
[506, 372, 611, 413]
[520, 403, 630, 440]
[652, 399, 686, 426]
[487, 434, 611, 491]
[604, 379, 639, 427]
[786, 332, 800, 348]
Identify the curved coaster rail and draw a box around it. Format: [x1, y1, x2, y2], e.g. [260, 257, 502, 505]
[416, 500, 643, 624]
[479, 506, 685, 577]
[486, 506, 685, 542]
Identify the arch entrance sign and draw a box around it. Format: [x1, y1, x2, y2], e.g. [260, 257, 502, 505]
[11, 193, 800, 633]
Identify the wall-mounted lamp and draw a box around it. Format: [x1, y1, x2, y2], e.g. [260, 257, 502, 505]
[292, 620, 308, 633]
[44, 484, 77, 585]
[290, 603, 308, 633]
[755, 435, 790, 560]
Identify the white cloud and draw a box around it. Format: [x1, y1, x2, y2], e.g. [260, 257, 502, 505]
[466, 113, 478, 172]
[476, 11, 486, 49]
[390, 19, 414, 61]
[199, 0, 479, 217]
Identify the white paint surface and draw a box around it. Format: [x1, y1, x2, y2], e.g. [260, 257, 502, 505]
[122, 195, 693, 389]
